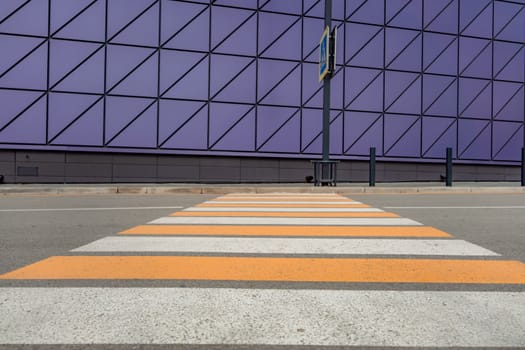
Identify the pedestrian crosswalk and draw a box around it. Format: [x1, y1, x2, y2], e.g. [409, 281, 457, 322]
[1, 193, 524, 347]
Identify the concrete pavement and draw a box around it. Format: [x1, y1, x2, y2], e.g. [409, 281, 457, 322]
[0, 192, 524, 347]
[1, 181, 524, 196]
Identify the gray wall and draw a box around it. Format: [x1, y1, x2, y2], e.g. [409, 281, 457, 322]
[0, 150, 521, 184]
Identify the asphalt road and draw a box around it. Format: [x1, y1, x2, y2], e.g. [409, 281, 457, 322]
[0, 192, 524, 348]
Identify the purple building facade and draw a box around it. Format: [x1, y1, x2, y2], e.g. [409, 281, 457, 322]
[0, 0, 524, 183]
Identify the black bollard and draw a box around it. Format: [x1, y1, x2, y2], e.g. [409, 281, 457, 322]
[521, 148, 525, 187]
[446, 147, 453, 187]
[369, 147, 376, 187]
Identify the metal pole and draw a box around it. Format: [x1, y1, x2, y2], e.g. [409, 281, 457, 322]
[521, 148, 525, 186]
[369, 147, 376, 187]
[446, 147, 453, 187]
[322, 0, 331, 163]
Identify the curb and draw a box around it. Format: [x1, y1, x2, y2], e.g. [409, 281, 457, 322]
[1, 185, 524, 196]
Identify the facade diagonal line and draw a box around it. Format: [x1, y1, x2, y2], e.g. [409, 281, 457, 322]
[459, 80, 491, 116]
[422, 118, 456, 157]
[51, 0, 98, 37]
[493, 124, 523, 159]
[104, 99, 157, 146]
[424, 0, 454, 30]
[424, 36, 456, 72]
[0, 0, 31, 25]
[460, 0, 491, 34]
[385, 116, 421, 155]
[209, 105, 255, 149]
[301, 110, 343, 153]
[495, 5, 525, 39]
[159, 102, 207, 148]
[0, 39, 47, 79]
[495, 84, 524, 119]
[344, 70, 383, 110]
[161, 5, 209, 47]
[387, 31, 421, 68]
[386, 0, 413, 26]
[50, 44, 105, 90]
[385, 74, 420, 112]
[0, 93, 46, 134]
[459, 40, 491, 76]
[459, 121, 490, 158]
[344, 113, 382, 154]
[107, 49, 158, 94]
[108, 0, 158, 43]
[494, 45, 524, 78]
[256, 108, 300, 151]
[423, 77, 456, 114]
[48, 95, 104, 144]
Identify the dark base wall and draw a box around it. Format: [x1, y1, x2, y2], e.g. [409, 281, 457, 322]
[0, 150, 521, 184]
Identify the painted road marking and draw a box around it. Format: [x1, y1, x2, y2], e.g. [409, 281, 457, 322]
[184, 207, 383, 212]
[385, 206, 525, 209]
[0, 206, 183, 212]
[149, 217, 422, 226]
[196, 203, 371, 208]
[1, 288, 524, 346]
[214, 196, 349, 200]
[170, 211, 399, 218]
[2, 256, 524, 283]
[72, 237, 499, 256]
[119, 225, 452, 237]
[204, 201, 363, 205]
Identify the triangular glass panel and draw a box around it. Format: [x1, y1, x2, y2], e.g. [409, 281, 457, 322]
[159, 50, 207, 95]
[258, 112, 300, 153]
[158, 99, 206, 145]
[385, 28, 419, 67]
[388, 33, 421, 71]
[384, 114, 421, 157]
[105, 96, 154, 142]
[209, 103, 253, 146]
[257, 106, 298, 148]
[461, 42, 492, 78]
[48, 92, 100, 139]
[424, 0, 458, 34]
[261, 20, 301, 60]
[0, 35, 44, 74]
[212, 108, 255, 151]
[161, 105, 208, 150]
[423, 33, 457, 75]
[0, 97, 46, 144]
[261, 0, 302, 14]
[460, 0, 491, 32]
[345, 68, 383, 112]
[49, 40, 102, 87]
[108, 102, 157, 148]
[106, 45, 155, 91]
[459, 78, 491, 119]
[0, 1, 29, 23]
[107, 0, 156, 39]
[162, 56, 208, 100]
[493, 82, 524, 122]
[423, 76, 457, 117]
[52, 0, 105, 42]
[163, 8, 209, 51]
[50, 0, 92, 34]
[110, 1, 159, 46]
[161, 1, 207, 46]
[111, 52, 158, 97]
[388, 0, 422, 29]
[260, 65, 301, 106]
[54, 48, 105, 93]
[458, 119, 491, 160]
[493, 122, 524, 161]
[494, 42, 524, 82]
[214, 14, 256, 56]
[0, 90, 43, 130]
[347, 0, 384, 25]
[0, 43, 47, 89]
[258, 11, 296, 54]
[211, 6, 254, 49]
[0, 0, 47, 36]
[213, 61, 256, 103]
[210, 55, 254, 98]
[462, 4, 492, 38]
[385, 71, 419, 113]
[257, 59, 298, 101]
[51, 99, 103, 146]
[422, 116, 456, 158]
[344, 111, 383, 155]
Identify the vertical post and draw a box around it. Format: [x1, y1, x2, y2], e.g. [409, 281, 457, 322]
[369, 147, 376, 187]
[322, 0, 331, 163]
[446, 147, 453, 187]
[521, 148, 525, 186]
